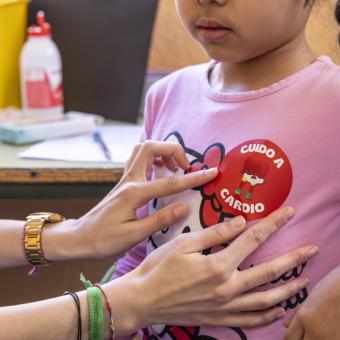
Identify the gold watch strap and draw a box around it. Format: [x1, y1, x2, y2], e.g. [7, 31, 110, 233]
[24, 212, 65, 266]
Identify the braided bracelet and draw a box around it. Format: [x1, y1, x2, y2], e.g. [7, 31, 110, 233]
[94, 284, 116, 339]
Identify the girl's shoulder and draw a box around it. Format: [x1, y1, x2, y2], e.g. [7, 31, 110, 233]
[315, 57, 340, 94]
[146, 62, 210, 98]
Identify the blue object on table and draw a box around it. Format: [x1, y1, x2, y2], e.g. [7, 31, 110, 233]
[0, 112, 97, 145]
[93, 131, 112, 162]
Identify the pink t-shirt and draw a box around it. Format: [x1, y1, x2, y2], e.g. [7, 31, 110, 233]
[112, 56, 340, 340]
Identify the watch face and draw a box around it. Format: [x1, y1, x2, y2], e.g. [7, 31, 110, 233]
[27, 212, 65, 222]
[46, 213, 65, 222]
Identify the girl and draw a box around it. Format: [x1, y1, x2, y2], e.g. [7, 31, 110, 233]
[111, 1, 340, 339]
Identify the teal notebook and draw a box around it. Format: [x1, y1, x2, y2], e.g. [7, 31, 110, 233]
[0, 112, 99, 145]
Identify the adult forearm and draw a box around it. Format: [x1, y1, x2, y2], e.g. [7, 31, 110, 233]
[0, 289, 115, 340]
[0, 220, 26, 268]
[0, 293, 81, 340]
[0, 219, 84, 268]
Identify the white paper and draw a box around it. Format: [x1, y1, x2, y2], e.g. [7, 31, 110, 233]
[18, 125, 143, 163]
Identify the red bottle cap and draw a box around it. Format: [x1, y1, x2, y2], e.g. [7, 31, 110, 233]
[28, 11, 52, 37]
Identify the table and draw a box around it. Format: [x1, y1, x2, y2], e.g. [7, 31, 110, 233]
[0, 140, 124, 197]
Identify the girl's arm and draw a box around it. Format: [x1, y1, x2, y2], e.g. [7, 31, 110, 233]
[284, 265, 340, 340]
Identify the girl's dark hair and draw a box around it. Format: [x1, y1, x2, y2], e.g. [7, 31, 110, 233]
[336, 0, 340, 44]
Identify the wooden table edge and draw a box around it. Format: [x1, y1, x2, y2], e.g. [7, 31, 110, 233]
[0, 168, 124, 184]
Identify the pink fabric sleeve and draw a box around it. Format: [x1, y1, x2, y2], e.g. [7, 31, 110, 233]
[110, 240, 147, 279]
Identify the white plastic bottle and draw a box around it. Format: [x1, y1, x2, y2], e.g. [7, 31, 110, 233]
[20, 11, 64, 116]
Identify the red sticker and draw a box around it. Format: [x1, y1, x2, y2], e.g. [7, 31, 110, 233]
[212, 139, 293, 221]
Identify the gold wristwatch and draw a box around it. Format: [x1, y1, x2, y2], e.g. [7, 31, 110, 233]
[24, 212, 65, 266]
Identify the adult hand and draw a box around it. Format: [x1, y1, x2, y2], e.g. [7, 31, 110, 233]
[105, 206, 319, 335]
[284, 266, 340, 340]
[43, 141, 219, 261]
[0, 207, 318, 339]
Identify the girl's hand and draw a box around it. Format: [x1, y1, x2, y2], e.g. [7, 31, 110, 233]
[284, 266, 340, 340]
[43, 141, 219, 261]
[106, 206, 319, 335]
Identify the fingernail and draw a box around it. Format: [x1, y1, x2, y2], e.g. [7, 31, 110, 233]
[174, 204, 187, 218]
[283, 207, 295, 223]
[230, 216, 246, 229]
[275, 308, 286, 319]
[204, 167, 218, 176]
[298, 277, 310, 288]
[306, 246, 319, 259]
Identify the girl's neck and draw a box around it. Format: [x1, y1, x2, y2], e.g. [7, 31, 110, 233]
[210, 32, 317, 93]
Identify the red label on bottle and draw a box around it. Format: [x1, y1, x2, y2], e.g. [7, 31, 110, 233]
[24, 68, 63, 108]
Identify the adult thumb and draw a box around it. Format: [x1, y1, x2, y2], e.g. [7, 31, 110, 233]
[130, 203, 188, 242]
[183, 216, 246, 253]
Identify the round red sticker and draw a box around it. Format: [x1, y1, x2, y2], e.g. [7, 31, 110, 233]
[213, 139, 293, 221]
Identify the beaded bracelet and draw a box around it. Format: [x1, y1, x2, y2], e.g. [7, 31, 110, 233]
[63, 291, 82, 340]
[94, 284, 115, 339]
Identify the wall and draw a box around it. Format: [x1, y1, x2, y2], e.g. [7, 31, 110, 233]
[149, 0, 340, 70]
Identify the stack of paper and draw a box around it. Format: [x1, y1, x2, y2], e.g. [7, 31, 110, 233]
[17, 125, 143, 164]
